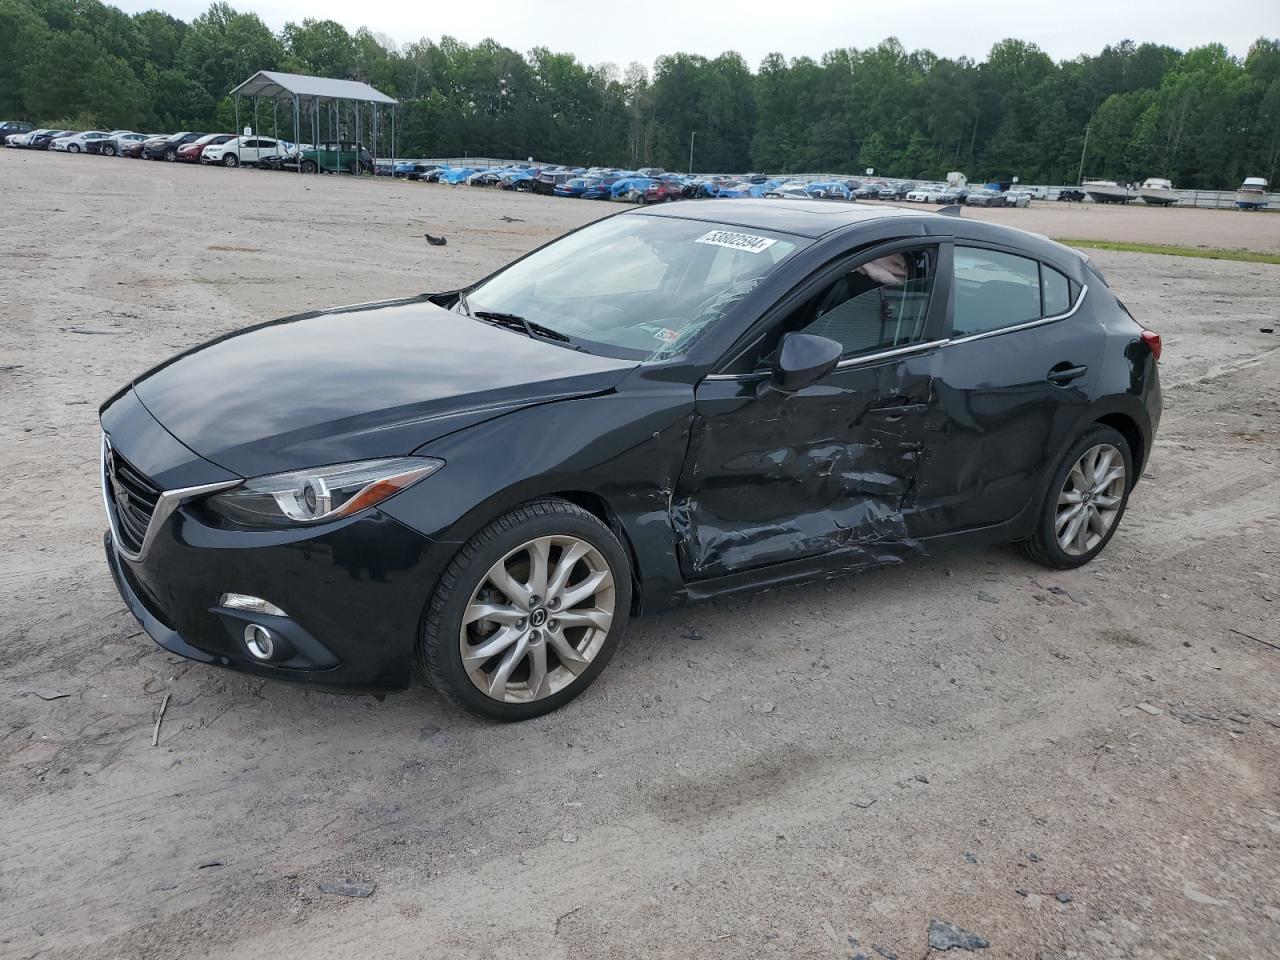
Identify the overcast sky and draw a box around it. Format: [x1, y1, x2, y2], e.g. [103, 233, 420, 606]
[117, 0, 1275, 69]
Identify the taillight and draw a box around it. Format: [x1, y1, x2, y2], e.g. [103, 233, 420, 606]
[1140, 329, 1162, 362]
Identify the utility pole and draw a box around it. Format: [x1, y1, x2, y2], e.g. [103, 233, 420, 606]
[1077, 123, 1091, 185]
[689, 131, 697, 175]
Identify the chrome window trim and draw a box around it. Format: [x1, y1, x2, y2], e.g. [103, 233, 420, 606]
[948, 283, 1089, 345]
[102, 434, 240, 563]
[704, 338, 950, 381]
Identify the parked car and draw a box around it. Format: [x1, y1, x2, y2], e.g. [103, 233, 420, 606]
[764, 183, 815, 199]
[123, 135, 166, 159]
[965, 188, 1007, 207]
[100, 199, 1161, 721]
[177, 134, 234, 162]
[642, 179, 685, 203]
[395, 162, 443, 181]
[1057, 188, 1086, 203]
[553, 176, 593, 198]
[88, 132, 150, 156]
[6, 127, 57, 148]
[806, 181, 853, 200]
[144, 132, 207, 161]
[1003, 190, 1034, 208]
[202, 135, 293, 168]
[0, 120, 35, 141]
[51, 131, 110, 153]
[906, 185, 950, 203]
[533, 171, 574, 195]
[853, 182, 885, 199]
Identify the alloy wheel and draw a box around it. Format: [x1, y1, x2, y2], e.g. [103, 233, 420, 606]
[1056, 443, 1126, 556]
[459, 535, 615, 704]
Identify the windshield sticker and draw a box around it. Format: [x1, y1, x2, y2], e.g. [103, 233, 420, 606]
[694, 230, 778, 254]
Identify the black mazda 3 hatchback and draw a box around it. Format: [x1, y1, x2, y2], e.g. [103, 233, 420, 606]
[101, 200, 1162, 720]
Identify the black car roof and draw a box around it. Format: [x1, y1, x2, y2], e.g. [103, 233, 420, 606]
[632, 198, 1087, 274]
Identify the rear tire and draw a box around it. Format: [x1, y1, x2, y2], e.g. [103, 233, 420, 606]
[164, 148, 177, 161]
[1023, 425, 1134, 569]
[418, 498, 632, 722]
[101, 143, 115, 157]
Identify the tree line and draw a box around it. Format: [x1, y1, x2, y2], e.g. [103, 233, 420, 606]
[1, 0, 1277, 188]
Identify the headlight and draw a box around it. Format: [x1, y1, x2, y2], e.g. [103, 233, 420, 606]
[205, 457, 443, 527]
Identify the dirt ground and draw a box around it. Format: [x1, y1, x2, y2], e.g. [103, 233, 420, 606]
[2, 151, 1279, 960]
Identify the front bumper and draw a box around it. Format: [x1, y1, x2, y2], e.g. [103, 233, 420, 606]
[100, 390, 458, 693]
[104, 505, 447, 693]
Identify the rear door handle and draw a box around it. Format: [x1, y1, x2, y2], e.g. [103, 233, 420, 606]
[1047, 364, 1088, 386]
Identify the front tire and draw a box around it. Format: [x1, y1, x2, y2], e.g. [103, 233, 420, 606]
[222, 153, 238, 167]
[300, 159, 317, 174]
[101, 143, 115, 157]
[1023, 425, 1133, 569]
[68, 143, 80, 154]
[419, 498, 632, 721]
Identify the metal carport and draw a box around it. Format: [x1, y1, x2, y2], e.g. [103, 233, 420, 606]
[228, 70, 398, 175]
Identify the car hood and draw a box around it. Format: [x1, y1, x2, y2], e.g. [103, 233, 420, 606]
[130, 297, 638, 477]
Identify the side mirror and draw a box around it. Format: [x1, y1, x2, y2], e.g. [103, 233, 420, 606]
[766, 333, 842, 395]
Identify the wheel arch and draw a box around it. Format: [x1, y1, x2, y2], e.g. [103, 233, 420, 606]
[1094, 411, 1147, 480]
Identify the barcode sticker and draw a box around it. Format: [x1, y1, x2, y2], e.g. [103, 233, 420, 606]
[694, 230, 777, 254]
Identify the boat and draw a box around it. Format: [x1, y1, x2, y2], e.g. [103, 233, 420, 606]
[1082, 179, 1136, 204]
[1235, 177, 1269, 210]
[1138, 177, 1179, 206]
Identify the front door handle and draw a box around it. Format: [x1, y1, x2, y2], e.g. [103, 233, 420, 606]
[1047, 363, 1088, 386]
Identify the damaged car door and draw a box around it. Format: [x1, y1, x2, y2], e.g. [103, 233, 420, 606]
[672, 240, 951, 579]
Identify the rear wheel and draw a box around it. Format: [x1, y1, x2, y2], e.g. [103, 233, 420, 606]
[164, 148, 177, 161]
[419, 498, 631, 721]
[221, 153, 238, 167]
[1023, 425, 1133, 569]
[101, 143, 115, 157]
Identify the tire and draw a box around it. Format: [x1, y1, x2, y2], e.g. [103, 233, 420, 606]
[300, 159, 317, 174]
[101, 144, 115, 157]
[222, 153, 238, 167]
[1023, 425, 1134, 569]
[346, 160, 358, 176]
[164, 148, 176, 161]
[419, 498, 632, 722]
[68, 143, 80, 154]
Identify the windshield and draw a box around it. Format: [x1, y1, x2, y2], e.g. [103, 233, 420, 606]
[464, 214, 804, 360]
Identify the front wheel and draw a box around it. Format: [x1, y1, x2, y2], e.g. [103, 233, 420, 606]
[1023, 425, 1133, 569]
[68, 143, 80, 154]
[221, 153, 238, 167]
[300, 159, 317, 174]
[419, 498, 632, 721]
[101, 144, 115, 157]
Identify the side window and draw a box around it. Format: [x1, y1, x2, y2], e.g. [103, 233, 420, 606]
[1041, 264, 1071, 316]
[953, 248, 1042, 337]
[792, 247, 937, 360]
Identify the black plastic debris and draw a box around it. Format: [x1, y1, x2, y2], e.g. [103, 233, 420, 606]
[424, 233, 447, 246]
[927, 920, 989, 951]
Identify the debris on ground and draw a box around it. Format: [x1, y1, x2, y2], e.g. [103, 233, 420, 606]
[976, 591, 1000, 603]
[424, 233, 447, 246]
[964, 852, 978, 864]
[1054, 892, 1073, 903]
[1182, 880, 1228, 906]
[499, 215, 525, 223]
[152, 692, 170, 746]
[195, 859, 223, 869]
[872, 943, 898, 959]
[927, 919, 989, 951]
[25, 689, 71, 701]
[850, 797, 878, 809]
[317, 878, 376, 898]
[913, 773, 930, 784]
[1136, 702, 1163, 716]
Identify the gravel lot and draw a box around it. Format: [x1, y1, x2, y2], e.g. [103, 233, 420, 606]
[3, 151, 1279, 960]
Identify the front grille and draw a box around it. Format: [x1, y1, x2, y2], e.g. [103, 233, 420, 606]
[104, 439, 161, 555]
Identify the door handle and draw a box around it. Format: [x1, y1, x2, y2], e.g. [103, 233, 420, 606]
[1047, 363, 1088, 386]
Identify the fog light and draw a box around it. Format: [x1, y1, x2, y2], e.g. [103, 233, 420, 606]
[220, 593, 287, 617]
[243, 623, 275, 661]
